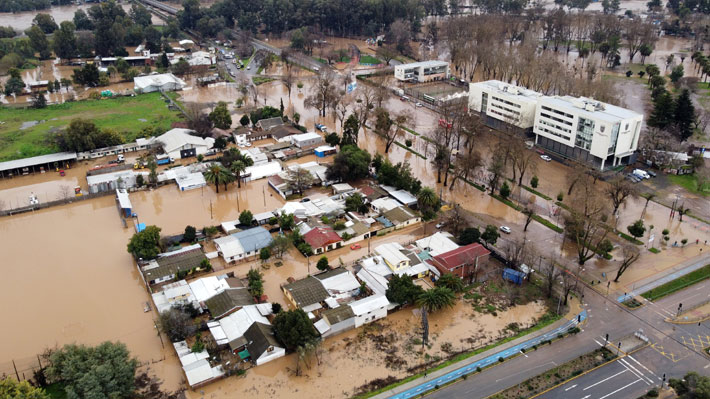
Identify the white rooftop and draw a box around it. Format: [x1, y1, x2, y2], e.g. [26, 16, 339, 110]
[318, 270, 360, 297]
[116, 189, 131, 209]
[398, 60, 449, 68]
[375, 243, 409, 266]
[415, 232, 459, 257]
[134, 73, 186, 90]
[176, 172, 206, 191]
[472, 80, 542, 102]
[291, 132, 322, 142]
[214, 235, 244, 259]
[542, 95, 642, 123]
[390, 189, 417, 206]
[189, 276, 230, 303]
[156, 128, 211, 154]
[349, 295, 390, 316]
[245, 161, 282, 181]
[370, 198, 401, 212]
[152, 280, 198, 314]
[217, 305, 271, 343]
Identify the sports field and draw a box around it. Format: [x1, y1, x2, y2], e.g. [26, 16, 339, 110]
[0, 93, 182, 161]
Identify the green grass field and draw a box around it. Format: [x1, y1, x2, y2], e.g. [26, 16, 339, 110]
[359, 55, 382, 64]
[667, 174, 710, 196]
[641, 264, 710, 301]
[0, 93, 182, 161]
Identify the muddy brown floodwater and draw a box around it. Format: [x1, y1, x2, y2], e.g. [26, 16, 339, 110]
[0, 4, 162, 31]
[0, 196, 182, 389]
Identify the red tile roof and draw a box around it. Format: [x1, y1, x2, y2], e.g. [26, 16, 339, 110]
[432, 243, 490, 272]
[303, 227, 342, 249]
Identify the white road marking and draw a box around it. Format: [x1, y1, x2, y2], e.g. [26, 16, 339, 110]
[598, 379, 643, 399]
[619, 358, 652, 385]
[593, 339, 604, 347]
[628, 355, 661, 380]
[583, 369, 627, 391]
[565, 384, 578, 391]
[581, 395, 591, 399]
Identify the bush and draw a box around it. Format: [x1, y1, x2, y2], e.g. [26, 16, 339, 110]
[530, 175, 539, 189]
[405, 139, 413, 147]
[557, 192, 564, 201]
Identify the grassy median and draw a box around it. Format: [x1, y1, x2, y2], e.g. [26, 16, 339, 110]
[641, 264, 710, 301]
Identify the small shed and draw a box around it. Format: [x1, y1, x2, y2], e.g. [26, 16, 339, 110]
[314, 145, 337, 157]
[116, 189, 132, 217]
[502, 268, 526, 285]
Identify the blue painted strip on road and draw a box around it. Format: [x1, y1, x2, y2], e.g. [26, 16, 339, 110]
[387, 310, 587, 399]
[618, 294, 632, 303]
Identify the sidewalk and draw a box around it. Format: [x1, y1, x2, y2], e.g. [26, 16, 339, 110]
[371, 298, 584, 399]
[617, 253, 710, 302]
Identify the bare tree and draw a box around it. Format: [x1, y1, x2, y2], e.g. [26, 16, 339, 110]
[614, 245, 641, 282]
[305, 70, 338, 118]
[522, 206, 535, 232]
[57, 184, 72, 200]
[486, 146, 506, 194]
[286, 168, 315, 196]
[375, 108, 410, 153]
[282, 67, 295, 101]
[446, 204, 467, 236]
[564, 175, 612, 265]
[606, 175, 637, 217]
[449, 150, 483, 190]
[539, 258, 561, 299]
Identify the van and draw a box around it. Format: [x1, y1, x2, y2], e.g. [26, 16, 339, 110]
[633, 169, 650, 179]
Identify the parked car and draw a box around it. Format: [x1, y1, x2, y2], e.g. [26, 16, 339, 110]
[540, 155, 552, 162]
[435, 222, 445, 229]
[500, 226, 512, 234]
[415, 102, 423, 107]
[300, 198, 311, 203]
[647, 170, 657, 178]
[350, 244, 361, 250]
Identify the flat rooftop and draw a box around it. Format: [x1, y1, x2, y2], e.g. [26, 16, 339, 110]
[397, 60, 449, 68]
[471, 80, 542, 103]
[542, 96, 642, 123]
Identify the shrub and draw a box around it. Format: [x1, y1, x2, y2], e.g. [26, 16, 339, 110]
[405, 139, 413, 147]
[557, 192, 564, 201]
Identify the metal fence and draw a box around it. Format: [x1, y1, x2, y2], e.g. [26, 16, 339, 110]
[0, 190, 114, 217]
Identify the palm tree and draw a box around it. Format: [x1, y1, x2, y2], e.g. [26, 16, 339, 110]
[677, 204, 690, 222]
[435, 273, 465, 293]
[417, 287, 456, 313]
[204, 164, 232, 193]
[642, 193, 655, 218]
[230, 160, 247, 188]
[417, 187, 439, 213]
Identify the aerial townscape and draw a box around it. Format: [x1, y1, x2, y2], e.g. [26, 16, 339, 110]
[1, 0, 710, 398]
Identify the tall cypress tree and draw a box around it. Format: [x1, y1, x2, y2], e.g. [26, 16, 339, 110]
[673, 89, 695, 141]
[647, 89, 675, 129]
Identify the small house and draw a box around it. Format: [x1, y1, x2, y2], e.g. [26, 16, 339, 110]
[291, 132, 323, 148]
[256, 117, 284, 131]
[140, 244, 207, 286]
[282, 276, 330, 312]
[382, 206, 420, 229]
[204, 287, 255, 319]
[303, 226, 343, 254]
[430, 243, 491, 281]
[243, 322, 286, 365]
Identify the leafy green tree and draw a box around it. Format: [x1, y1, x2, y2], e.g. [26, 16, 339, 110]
[481, 224, 499, 247]
[209, 101, 232, 129]
[386, 274, 424, 305]
[326, 145, 372, 182]
[670, 64, 684, 83]
[645, 64, 660, 83]
[674, 89, 696, 141]
[73, 9, 93, 30]
[204, 164, 233, 193]
[130, 3, 152, 26]
[325, 132, 341, 147]
[417, 287, 456, 312]
[342, 114, 361, 145]
[278, 212, 296, 230]
[4, 68, 24, 96]
[53, 22, 78, 60]
[25, 25, 51, 59]
[33, 13, 58, 33]
[530, 175, 539, 189]
[459, 227, 481, 245]
[183, 225, 197, 243]
[127, 225, 162, 260]
[239, 210, 254, 226]
[436, 273, 465, 292]
[500, 182, 511, 199]
[639, 43, 653, 64]
[172, 58, 190, 76]
[668, 371, 710, 398]
[247, 268, 264, 298]
[272, 309, 319, 351]
[270, 234, 290, 258]
[56, 119, 124, 152]
[260, 247, 271, 262]
[345, 192, 368, 213]
[627, 219, 646, 239]
[30, 91, 47, 109]
[72, 63, 100, 86]
[239, 114, 250, 126]
[157, 307, 193, 341]
[47, 342, 138, 399]
[213, 136, 228, 152]
[0, 378, 48, 399]
[316, 256, 329, 271]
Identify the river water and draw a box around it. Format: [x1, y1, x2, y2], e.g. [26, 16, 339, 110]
[0, 3, 163, 31]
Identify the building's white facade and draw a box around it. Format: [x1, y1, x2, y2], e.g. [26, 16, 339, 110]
[394, 61, 449, 82]
[350, 295, 390, 328]
[468, 80, 541, 130]
[134, 73, 186, 93]
[533, 96, 643, 170]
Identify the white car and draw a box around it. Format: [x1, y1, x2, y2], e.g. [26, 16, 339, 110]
[540, 155, 552, 162]
[415, 102, 423, 107]
[435, 223, 444, 229]
[500, 226, 512, 234]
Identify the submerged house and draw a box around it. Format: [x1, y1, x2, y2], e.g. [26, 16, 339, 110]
[140, 244, 207, 286]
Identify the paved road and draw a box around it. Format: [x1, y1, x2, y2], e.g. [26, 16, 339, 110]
[421, 271, 710, 398]
[542, 355, 657, 399]
[618, 253, 710, 302]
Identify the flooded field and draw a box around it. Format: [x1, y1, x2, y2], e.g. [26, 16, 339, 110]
[0, 196, 182, 389]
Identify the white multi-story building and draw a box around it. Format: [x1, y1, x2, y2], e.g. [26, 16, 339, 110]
[468, 80, 541, 131]
[394, 61, 449, 82]
[533, 96, 643, 170]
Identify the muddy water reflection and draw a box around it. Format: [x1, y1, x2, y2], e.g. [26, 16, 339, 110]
[0, 4, 162, 31]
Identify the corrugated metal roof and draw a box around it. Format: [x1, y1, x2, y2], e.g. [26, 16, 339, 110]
[0, 152, 77, 172]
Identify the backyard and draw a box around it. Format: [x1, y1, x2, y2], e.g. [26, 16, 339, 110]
[0, 93, 183, 161]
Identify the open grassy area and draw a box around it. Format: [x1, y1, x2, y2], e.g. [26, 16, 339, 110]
[0, 93, 182, 161]
[359, 54, 382, 64]
[667, 174, 710, 196]
[641, 264, 710, 301]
